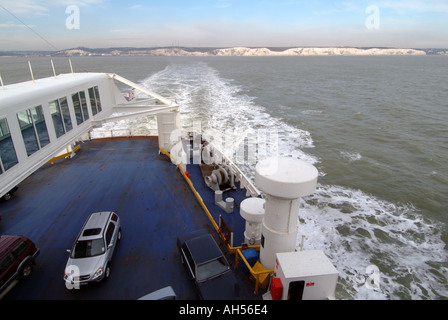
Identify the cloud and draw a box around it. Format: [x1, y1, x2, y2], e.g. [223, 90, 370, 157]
[43, 0, 106, 6]
[215, 0, 232, 9]
[1, 0, 447, 50]
[377, 0, 448, 13]
[0, 1, 49, 16]
[128, 5, 144, 10]
[0, 0, 106, 16]
[0, 22, 30, 28]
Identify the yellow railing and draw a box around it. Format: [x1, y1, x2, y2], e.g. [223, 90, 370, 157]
[44, 145, 81, 166]
[159, 147, 274, 295]
[234, 248, 273, 294]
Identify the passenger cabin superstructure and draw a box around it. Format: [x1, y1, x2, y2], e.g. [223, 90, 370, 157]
[0, 71, 180, 199]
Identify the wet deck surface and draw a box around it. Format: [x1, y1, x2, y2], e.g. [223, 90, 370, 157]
[0, 137, 261, 300]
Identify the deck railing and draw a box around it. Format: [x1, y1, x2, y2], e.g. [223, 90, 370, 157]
[89, 128, 158, 139]
[207, 143, 261, 198]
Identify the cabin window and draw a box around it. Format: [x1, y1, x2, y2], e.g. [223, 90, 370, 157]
[50, 97, 73, 138]
[49, 100, 64, 138]
[17, 106, 50, 156]
[72, 92, 83, 125]
[79, 91, 89, 121]
[72, 91, 90, 125]
[0, 117, 18, 173]
[59, 97, 73, 132]
[88, 86, 102, 115]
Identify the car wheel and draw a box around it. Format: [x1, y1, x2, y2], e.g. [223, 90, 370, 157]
[2, 192, 11, 201]
[104, 264, 111, 280]
[20, 262, 33, 279]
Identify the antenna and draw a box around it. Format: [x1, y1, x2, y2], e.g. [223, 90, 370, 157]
[28, 61, 35, 84]
[69, 59, 74, 75]
[51, 59, 57, 78]
[0, 73, 4, 90]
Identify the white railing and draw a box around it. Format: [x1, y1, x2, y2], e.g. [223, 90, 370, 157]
[90, 128, 158, 139]
[209, 143, 261, 198]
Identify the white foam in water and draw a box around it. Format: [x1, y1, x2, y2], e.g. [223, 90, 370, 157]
[340, 150, 362, 163]
[300, 185, 448, 299]
[103, 61, 448, 300]
[141, 62, 317, 166]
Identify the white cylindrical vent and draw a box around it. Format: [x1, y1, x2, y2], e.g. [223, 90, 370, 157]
[240, 197, 265, 245]
[263, 196, 300, 233]
[215, 190, 223, 203]
[255, 157, 318, 269]
[225, 197, 234, 213]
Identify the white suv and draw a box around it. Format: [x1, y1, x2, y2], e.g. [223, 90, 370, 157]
[64, 211, 121, 288]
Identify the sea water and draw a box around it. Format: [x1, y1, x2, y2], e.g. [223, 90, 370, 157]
[1, 55, 447, 299]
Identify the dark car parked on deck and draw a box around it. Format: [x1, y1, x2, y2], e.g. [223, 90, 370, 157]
[177, 229, 240, 300]
[0, 235, 40, 298]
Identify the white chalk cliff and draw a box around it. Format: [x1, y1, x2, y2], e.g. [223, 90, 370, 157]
[211, 47, 426, 56]
[60, 47, 427, 57]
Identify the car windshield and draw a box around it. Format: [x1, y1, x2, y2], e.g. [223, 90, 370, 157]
[71, 238, 105, 258]
[196, 257, 230, 282]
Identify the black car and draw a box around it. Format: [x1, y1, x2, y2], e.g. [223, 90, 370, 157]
[177, 230, 240, 300]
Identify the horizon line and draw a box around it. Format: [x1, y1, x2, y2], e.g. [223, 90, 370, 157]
[1, 45, 448, 52]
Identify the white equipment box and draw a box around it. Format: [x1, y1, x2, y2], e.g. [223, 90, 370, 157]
[274, 250, 339, 300]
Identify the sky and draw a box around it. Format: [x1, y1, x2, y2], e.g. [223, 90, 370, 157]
[0, 0, 447, 51]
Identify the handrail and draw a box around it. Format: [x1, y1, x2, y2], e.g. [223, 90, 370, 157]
[160, 147, 220, 232]
[43, 144, 81, 166]
[90, 128, 158, 139]
[235, 248, 274, 295]
[107, 73, 178, 108]
[204, 142, 261, 198]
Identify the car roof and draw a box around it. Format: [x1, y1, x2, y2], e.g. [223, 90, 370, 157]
[138, 286, 177, 300]
[186, 233, 224, 265]
[78, 211, 113, 240]
[0, 235, 26, 256]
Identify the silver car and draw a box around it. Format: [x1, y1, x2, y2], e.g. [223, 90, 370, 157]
[64, 211, 121, 288]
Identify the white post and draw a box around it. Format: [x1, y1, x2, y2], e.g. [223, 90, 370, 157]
[28, 61, 35, 84]
[69, 59, 74, 75]
[255, 157, 318, 269]
[51, 59, 57, 78]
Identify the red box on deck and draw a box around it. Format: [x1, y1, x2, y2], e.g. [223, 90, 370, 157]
[270, 277, 283, 300]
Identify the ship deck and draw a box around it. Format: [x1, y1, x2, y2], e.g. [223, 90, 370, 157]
[0, 137, 262, 300]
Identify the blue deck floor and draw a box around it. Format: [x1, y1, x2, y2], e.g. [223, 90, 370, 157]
[0, 137, 261, 300]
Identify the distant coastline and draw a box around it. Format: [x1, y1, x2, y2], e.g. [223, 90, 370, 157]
[1, 46, 447, 57]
